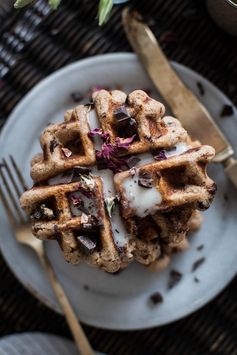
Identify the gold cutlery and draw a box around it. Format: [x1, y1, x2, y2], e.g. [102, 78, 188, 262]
[0, 156, 95, 355]
[122, 8, 237, 188]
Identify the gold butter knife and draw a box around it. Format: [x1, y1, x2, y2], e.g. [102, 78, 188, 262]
[122, 8, 237, 188]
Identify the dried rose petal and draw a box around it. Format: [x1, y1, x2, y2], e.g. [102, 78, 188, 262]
[88, 128, 110, 142]
[62, 147, 72, 158]
[71, 194, 83, 206]
[115, 135, 136, 150]
[154, 149, 167, 161]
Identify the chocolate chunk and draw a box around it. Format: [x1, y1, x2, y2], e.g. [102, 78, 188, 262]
[117, 117, 138, 138]
[114, 106, 130, 120]
[220, 104, 234, 117]
[73, 166, 91, 176]
[197, 82, 205, 96]
[71, 91, 83, 103]
[49, 139, 58, 153]
[61, 147, 72, 158]
[194, 277, 200, 283]
[196, 244, 204, 251]
[138, 171, 154, 188]
[82, 223, 93, 230]
[168, 269, 183, 289]
[126, 156, 141, 169]
[192, 257, 205, 272]
[31, 204, 55, 221]
[150, 292, 163, 305]
[77, 234, 97, 254]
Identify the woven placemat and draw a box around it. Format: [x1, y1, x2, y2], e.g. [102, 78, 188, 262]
[0, 1, 237, 354]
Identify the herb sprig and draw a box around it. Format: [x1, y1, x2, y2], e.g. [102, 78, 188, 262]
[14, 0, 114, 25]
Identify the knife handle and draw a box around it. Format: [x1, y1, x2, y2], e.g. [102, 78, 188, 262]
[223, 157, 237, 189]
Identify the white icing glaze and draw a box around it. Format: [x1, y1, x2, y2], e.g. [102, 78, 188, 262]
[91, 166, 129, 248]
[165, 143, 188, 158]
[122, 172, 162, 218]
[88, 109, 102, 151]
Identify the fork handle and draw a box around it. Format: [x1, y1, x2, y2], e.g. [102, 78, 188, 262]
[38, 253, 95, 355]
[223, 156, 237, 189]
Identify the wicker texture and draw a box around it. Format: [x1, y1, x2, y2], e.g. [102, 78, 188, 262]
[0, 0, 237, 354]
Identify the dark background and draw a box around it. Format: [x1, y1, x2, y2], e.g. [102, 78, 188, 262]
[0, 1, 237, 354]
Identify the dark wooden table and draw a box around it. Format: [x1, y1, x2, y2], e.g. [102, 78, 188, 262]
[0, 1, 237, 354]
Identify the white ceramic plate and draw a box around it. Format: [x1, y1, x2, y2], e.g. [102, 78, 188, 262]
[0, 53, 237, 330]
[0, 332, 102, 355]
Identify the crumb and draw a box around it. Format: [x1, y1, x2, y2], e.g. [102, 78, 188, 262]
[71, 91, 83, 103]
[194, 277, 200, 283]
[83, 285, 89, 291]
[196, 244, 204, 251]
[115, 229, 120, 234]
[192, 257, 205, 272]
[150, 292, 163, 305]
[168, 269, 183, 289]
[224, 193, 229, 202]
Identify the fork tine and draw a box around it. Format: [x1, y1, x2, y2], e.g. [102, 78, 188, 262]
[2, 158, 22, 197]
[0, 184, 17, 226]
[0, 163, 26, 224]
[10, 155, 29, 192]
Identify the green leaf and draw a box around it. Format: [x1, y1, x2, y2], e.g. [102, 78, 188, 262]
[48, 0, 61, 10]
[14, 0, 34, 8]
[98, 0, 113, 26]
[104, 196, 118, 218]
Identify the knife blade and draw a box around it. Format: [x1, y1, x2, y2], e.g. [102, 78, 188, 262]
[122, 8, 237, 188]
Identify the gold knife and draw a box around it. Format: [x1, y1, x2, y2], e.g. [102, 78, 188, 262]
[122, 8, 237, 188]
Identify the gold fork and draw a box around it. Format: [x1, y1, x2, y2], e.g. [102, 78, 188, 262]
[0, 156, 95, 355]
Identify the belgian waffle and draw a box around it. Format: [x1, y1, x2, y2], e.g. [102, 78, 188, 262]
[93, 89, 188, 155]
[20, 171, 129, 272]
[20, 89, 216, 272]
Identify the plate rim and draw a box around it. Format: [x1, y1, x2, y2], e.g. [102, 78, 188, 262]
[0, 52, 237, 330]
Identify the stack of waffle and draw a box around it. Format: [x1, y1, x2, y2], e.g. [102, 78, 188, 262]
[20, 90, 216, 273]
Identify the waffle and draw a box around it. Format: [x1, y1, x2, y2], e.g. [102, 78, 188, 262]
[20, 172, 126, 272]
[31, 106, 96, 182]
[93, 89, 188, 155]
[20, 89, 216, 273]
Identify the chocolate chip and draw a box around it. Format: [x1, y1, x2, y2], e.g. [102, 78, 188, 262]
[150, 292, 163, 305]
[77, 235, 97, 254]
[138, 171, 154, 188]
[196, 244, 204, 251]
[192, 257, 205, 272]
[194, 277, 200, 283]
[71, 91, 83, 103]
[49, 139, 58, 153]
[168, 269, 183, 289]
[197, 82, 205, 96]
[224, 193, 229, 202]
[220, 104, 234, 117]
